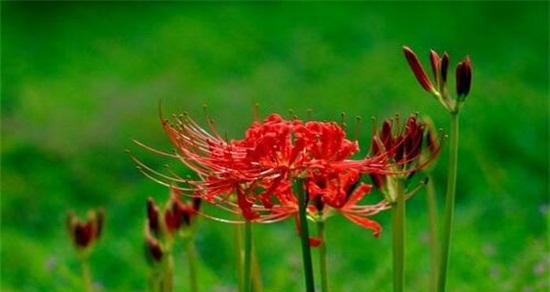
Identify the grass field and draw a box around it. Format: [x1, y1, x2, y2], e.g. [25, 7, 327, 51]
[2, 2, 548, 291]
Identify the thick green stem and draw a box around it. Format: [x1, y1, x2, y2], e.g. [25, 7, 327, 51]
[438, 112, 459, 292]
[185, 239, 199, 292]
[391, 182, 405, 292]
[81, 260, 93, 292]
[426, 174, 439, 292]
[317, 221, 328, 292]
[295, 180, 315, 292]
[243, 220, 252, 292]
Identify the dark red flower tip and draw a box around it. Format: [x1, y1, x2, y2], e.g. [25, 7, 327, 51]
[441, 52, 449, 83]
[456, 56, 472, 98]
[145, 236, 163, 263]
[164, 203, 183, 234]
[429, 50, 440, 82]
[192, 196, 202, 212]
[403, 46, 434, 92]
[74, 222, 94, 248]
[67, 209, 104, 249]
[146, 197, 160, 234]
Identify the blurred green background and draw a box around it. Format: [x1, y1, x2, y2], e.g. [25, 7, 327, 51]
[2, 2, 548, 291]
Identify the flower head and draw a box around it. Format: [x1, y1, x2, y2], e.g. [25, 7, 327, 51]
[67, 208, 104, 255]
[307, 169, 388, 237]
[369, 114, 441, 201]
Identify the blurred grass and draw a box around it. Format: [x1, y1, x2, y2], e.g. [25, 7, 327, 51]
[1, 2, 548, 291]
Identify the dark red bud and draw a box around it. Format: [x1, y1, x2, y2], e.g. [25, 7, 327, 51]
[147, 197, 160, 234]
[164, 204, 183, 234]
[441, 52, 449, 83]
[429, 50, 440, 81]
[192, 196, 202, 212]
[74, 222, 94, 248]
[456, 56, 472, 98]
[403, 46, 434, 92]
[145, 237, 163, 263]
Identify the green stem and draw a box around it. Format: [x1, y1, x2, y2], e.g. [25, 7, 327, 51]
[317, 221, 328, 292]
[235, 224, 244, 292]
[243, 220, 252, 292]
[426, 174, 439, 292]
[437, 112, 459, 292]
[162, 253, 174, 292]
[185, 239, 199, 292]
[391, 182, 405, 292]
[252, 247, 263, 292]
[81, 260, 93, 292]
[294, 179, 315, 292]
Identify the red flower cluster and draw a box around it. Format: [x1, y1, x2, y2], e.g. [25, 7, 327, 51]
[135, 111, 440, 238]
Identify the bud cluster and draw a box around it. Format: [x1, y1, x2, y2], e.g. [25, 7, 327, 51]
[403, 46, 472, 113]
[144, 188, 201, 264]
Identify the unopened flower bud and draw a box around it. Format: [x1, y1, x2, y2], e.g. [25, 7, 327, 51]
[456, 56, 472, 98]
[74, 222, 94, 248]
[145, 236, 163, 264]
[441, 52, 449, 83]
[429, 50, 440, 82]
[192, 196, 202, 213]
[146, 197, 160, 234]
[67, 208, 104, 250]
[164, 204, 183, 234]
[403, 46, 434, 92]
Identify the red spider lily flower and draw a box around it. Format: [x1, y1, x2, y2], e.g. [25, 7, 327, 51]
[132, 110, 403, 230]
[369, 115, 441, 200]
[67, 208, 104, 250]
[136, 112, 368, 224]
[307, 169, 389, 237]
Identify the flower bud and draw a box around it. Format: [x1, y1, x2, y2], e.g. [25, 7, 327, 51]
[74, 222, 94, 248]
[67, 208, 104, 250]
[146, 197, 160, 234]
[145, 236, 163, 264]
[403, 46, 434, 92]
[440, 52, 449, 83]
[164, 203, 183, 234]
[456, 56, 472, 98]
[429, 50, 440, 82]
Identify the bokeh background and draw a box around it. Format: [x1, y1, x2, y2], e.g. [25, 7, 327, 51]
[2, 2, 548, 291]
